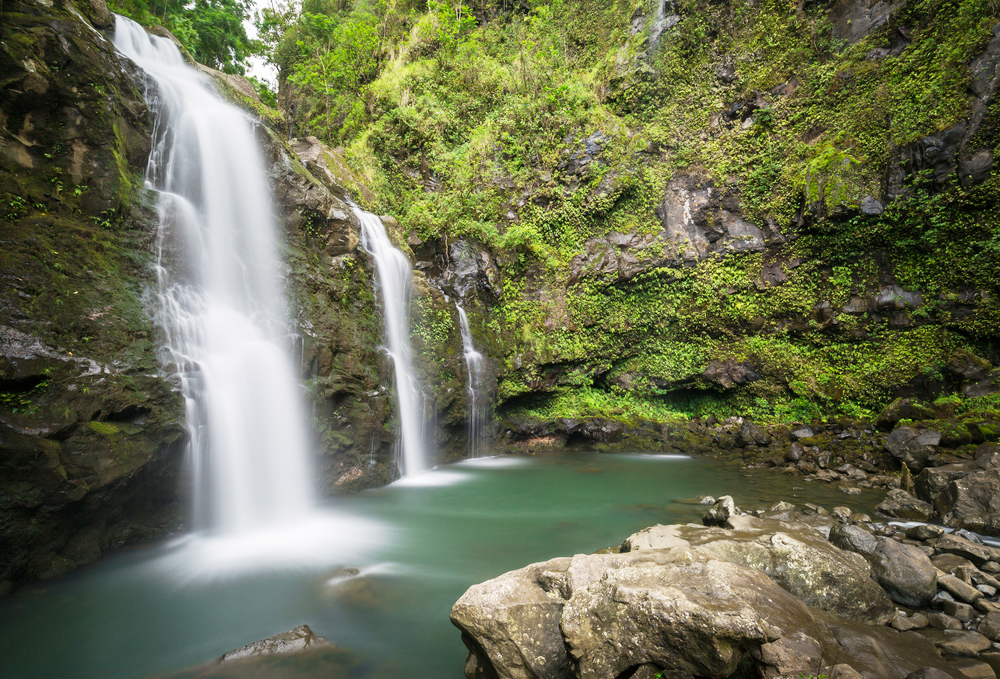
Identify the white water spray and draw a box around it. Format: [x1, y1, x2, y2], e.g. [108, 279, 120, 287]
[456, 305, 487, 458]
[113, 17, 313, 534]
[352, 207, 427, 476]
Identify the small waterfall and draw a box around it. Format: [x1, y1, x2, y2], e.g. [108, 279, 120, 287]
[352, 207, 427, 476]
[113, 17, 313, 534]
[456, 305, 487, 458]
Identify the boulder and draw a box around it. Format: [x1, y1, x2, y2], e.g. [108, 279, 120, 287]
[791, 426, 815, 440]
[683, 519, 895, 624]
[936, 534, 1000, 568]
[916, 463, 974, 506]
[875, 489, 933, 521]
[560, 559, 809, 679]
[885, 427, 942, 472]
[738, 420, 772, 447]
[939, 468, 1000, 536]
[830, 523, 937, 607]
[936, 631, 992, 657]
[453, 521, 967, 679]
[703, 496, 740, 526]
[979, 612, 1000, 641]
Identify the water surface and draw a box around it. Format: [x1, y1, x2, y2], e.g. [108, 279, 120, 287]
[0, 452, 882, 679]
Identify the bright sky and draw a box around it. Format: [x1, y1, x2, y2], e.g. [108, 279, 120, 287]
[244, 0, 279, 87]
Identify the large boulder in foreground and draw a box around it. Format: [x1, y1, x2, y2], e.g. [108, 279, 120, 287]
[830, 523, 937, 607]
[451, 519, 953, 679]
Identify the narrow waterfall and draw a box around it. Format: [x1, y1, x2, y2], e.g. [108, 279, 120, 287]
[352, 207, 427, 476]
[113, 17, 313, 534]
[456, 305, 487, 458]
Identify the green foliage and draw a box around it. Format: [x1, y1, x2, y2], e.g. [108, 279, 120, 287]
[109, 0, 254, 73]
[258, 0, 1000, 425]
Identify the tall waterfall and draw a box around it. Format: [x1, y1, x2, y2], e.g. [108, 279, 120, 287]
[113, 17, 313, 534]
[352, 207, 427, 476]
[456, 305, 487, 458]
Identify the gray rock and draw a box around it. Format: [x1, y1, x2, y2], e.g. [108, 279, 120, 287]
[937, 631, 992, 656]
[790, 426, 814, 440]
[875, 489, 933, 521]
[943, 600, 976, 622]
[979, 612, 1000, 641]
[939, 468, 1000, 537]
[936, 534, 1000, 568]
[885, 427, 942, 472]
[219, 625, 331, 663]
[830, 523, 937, 607]
[703, 496, 740, 526]
[905, 669, 955, 679]
[560, 560, 807, 679]
[928, 611, 964, 630]
[906, 524, 945, 541]
[738, 420, 771, 447]
[940, 573, 985, 604]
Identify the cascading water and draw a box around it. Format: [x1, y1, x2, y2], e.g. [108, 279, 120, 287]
[113, 17, 313, 534]
[353, 207, 427, 477]
[456, 305, 488, 458]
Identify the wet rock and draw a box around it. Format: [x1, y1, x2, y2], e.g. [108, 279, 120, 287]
[906, 524, 946, 541]
[701, 359, 759, 389]
[737, 420, 771, 447]
[940, 573, 986, 604]
[937, 631, 993, 657]
[703, 496, 740, 526]
[936, 534, 1000, 568]
[885, 427, 942, 472]
[560, 559, 807, 679]
[906, 670, 957, 679]
[219, 625, 331, 663]
[790, 426, 815, 440]
[891, 611, 930, 631]
[830, 523, 937, 607]
[979, 612, 1000, 641]
[928, 611, 964, 630]
[875, 489, 933, 521]
[830, 0, 903, 44]
[943, 600, 976, 622]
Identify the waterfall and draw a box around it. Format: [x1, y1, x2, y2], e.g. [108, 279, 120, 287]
[113, 16, 313, 534]
[456, 305, 487, 458]
[352, 207, 427, 476]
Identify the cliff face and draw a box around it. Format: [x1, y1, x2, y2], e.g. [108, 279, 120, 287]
[0, 0, 187, 588]
[286, 0, 1000, 438]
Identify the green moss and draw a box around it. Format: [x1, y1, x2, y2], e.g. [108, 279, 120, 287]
[88, 421, 121, 437]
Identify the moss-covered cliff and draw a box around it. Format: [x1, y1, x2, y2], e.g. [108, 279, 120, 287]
[272, 0, 1000, 436]
[0, 0, 188, 589]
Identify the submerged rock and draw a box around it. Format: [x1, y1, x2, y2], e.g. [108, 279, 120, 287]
[219, 625, 331, 663]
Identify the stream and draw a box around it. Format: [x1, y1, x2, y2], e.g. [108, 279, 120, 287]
[0, 452, 882, 679]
